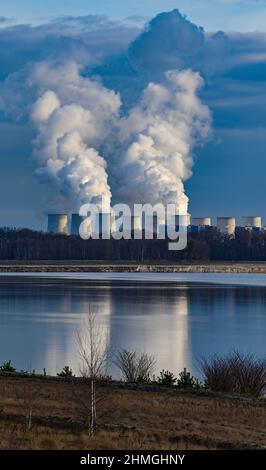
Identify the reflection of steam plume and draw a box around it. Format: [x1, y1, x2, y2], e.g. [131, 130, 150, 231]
[108, 285, 192, 375]
[38, 284, 112, 376]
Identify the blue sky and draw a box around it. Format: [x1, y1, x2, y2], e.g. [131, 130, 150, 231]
[0, 3, 266, 228]
[2, 0, 266, 31]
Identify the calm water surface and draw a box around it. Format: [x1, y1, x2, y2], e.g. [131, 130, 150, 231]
[0, 273, 265, 377]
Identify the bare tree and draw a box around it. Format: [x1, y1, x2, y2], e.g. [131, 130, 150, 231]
[77, 309, 109, 436]
[114, 349, 156, 383]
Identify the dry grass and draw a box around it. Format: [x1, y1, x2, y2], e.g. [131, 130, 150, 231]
[0, 376, 265, 450]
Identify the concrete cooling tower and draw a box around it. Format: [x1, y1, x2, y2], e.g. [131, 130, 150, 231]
[168, 214, 191, 228]
[70, 214, 87, 235]
[191, 217, 212, 227]
[91, 212, 116, 237]
[217, 217, 236, 235]
[118, 215, 142, 233]
[143, 215, 164, 236]
[47, 214, 69, 235]
[71, 212, 116, 238]
[242, 216, 262, 229]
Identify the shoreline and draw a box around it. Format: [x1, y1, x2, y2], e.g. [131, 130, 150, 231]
[1, 269, 266, 287]
[1, 261, 266, 273]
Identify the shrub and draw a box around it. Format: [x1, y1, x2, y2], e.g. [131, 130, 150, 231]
[57, 366, 74, 378]
[199, 355, 234, 393]
[114, 349, 156, 383]
[176, 368, 201, 390]
[95, 374, 113, 382]
[156, 370, 177, 387]
[199, 351, 266, 398]
[0, 360, 16, 373]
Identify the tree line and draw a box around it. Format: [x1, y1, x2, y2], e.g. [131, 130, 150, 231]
[0, 226, 266, 261]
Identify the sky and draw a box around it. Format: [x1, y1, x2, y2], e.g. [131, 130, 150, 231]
[0, 1, 266, 229]
[3, 0, 266, 32]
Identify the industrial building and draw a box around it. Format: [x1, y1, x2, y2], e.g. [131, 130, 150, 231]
[217, 217, 236, 236]
[47, 213, 264, 238]
[122, 215, 142, 231]
[70, 214, 86, 235]
[242, 216, 262, 229]
[191, 217, 211, 227]
[47, 214, 69, 235]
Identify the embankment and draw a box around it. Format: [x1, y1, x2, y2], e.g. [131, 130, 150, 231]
[1, 261, 266, 273]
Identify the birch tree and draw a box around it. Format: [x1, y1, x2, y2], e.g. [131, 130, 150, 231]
[77, 309, 109, 436]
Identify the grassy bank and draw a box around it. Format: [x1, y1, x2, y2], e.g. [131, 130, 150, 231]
[0, 375, 265, 450]
[1, 260, 266, 273]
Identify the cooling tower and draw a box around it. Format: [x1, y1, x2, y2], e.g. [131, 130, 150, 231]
[142, 214, 165, 238]
[168, 214, 190, 228]
[191, 217, 212, 226]
[242, 216, 262, 229]
[47, 214, 68, 235]
[91, 212, 116, 237]
[119, 215, 142, 232]
[217, 217, 236, 235]
[70, 214, 86, 235]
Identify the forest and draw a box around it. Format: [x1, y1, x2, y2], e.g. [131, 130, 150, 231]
[0, 226, 266, 261]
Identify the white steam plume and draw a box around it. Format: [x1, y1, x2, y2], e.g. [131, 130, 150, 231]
[30, 62, 210, 215]
[30, 61, 121, 212]
[114, 69, 211, 213]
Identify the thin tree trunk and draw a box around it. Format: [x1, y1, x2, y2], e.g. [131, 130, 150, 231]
[90, 377, 96, 436]
[26, 408, 32, 432]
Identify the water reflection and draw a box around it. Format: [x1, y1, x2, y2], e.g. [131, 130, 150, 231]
[0, 277, 265, 377]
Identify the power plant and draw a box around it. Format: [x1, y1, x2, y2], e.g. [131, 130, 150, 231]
[217, 217, 236, 236]
[94, 212, 115, 237]
[70, 214, 86, 235]
[46, 213, 265, 237]
[191, 217, 211, 227]
[117, 216, 142, 236]
[242, 216, 262, 229]
[47, 214, 69, 235]
[142, 214, 163, 237]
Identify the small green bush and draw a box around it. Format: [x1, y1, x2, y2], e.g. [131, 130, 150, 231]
[57, 366, 74, 378]
[156, 370, 177, 387]
[96, 374, 113, 382]
[176, 368, 201, 390]
[0, 360, 16, 373]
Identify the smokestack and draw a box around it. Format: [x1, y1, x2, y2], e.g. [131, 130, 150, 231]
[191, 217, 211, 227]
[217, 217, 236, 235]
[47, 214, 69, 235]
[242, 216, 262, 229]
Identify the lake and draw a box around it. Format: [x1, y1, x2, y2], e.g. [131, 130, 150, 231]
[0, 273, 266, 378]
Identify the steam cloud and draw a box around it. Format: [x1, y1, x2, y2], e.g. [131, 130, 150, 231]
[28, 12, 212, 214]
[115, 69, 211, 213]
[1, 8, 265, 225]
[30, 62, 121, 212]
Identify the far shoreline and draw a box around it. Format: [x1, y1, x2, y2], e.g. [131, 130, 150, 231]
[1, 263, 266, 287]
[1, 260, 266, 274]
